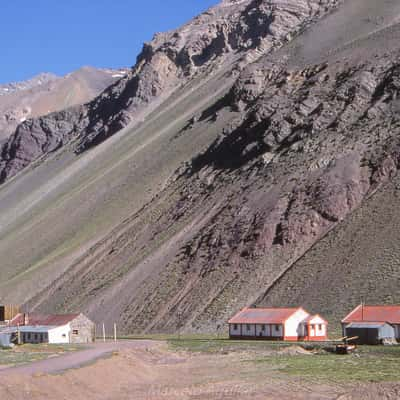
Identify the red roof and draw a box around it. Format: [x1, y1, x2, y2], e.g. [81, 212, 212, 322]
[342, 305, 400, 324]
[9, 313, 80, 327]
[228, 307, 303, 324]
[304, 314, 328, 324]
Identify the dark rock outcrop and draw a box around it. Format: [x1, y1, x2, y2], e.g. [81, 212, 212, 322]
[0, 108, 85, 183]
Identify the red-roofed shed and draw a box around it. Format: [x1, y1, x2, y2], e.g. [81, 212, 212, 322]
[342, 305, 400, 344]
[228, 307, 327, 341]
[342, 305, 400, 325]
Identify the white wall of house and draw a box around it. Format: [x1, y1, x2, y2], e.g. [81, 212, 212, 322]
[285, 309, 310, 338]
[230, 323, 283, 337]
[48, 324, 71, 344]
[393, 324, 400, 339]
[306, 315, 327, 338]
[0, 332, 12, 347]
[243, 323, 256, 336]
[270, 324, 283, 337]
[229, 324, 241, 336]
[255, 324, 272, 337]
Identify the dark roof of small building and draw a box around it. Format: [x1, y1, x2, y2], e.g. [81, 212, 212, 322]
[342, 305, 400, 324]
[2, 325, 58, 333]
[228, 307, 304, 324]
[9, 313, 80, 327]
[346, 322, 391, 329]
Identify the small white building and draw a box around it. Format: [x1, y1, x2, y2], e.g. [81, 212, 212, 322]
[7, 313, 95, 344]
[0, 330, 14, 347]
[342, 304, 400, 344]
[228, 307, 328, 341]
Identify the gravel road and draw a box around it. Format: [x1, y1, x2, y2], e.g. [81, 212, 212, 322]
[0, 340, 156, 376]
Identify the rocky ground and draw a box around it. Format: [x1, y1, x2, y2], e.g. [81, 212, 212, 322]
[1, 0, 400, 335]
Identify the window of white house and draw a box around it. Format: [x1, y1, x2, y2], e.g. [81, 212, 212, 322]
[73, 330, 79, 335]
[62, 334, 67, 338]
[233, 324, 238, 330]
[318, 324, 322, 331]
[261, 325, 266, 331]
[246, 324, 251, 331]
[275, 325, 280, 332]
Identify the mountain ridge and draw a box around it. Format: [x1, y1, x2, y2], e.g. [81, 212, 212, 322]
[0, 66, 127, 145]
[0, 0, 339, 184]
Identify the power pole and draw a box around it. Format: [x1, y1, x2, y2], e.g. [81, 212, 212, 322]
[114, 323, 117, 343]
[361, 297, 364, 321]
[177, 312, 182, 340]
[102, 322, 106, 342]
[17, 324, 21, 345]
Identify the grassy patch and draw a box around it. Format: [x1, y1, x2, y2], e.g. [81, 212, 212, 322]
[0, 349, 49, 366]
[253, 346, 400, 383]
[0, 344, 82, 367]
[167, 337, 295, 353]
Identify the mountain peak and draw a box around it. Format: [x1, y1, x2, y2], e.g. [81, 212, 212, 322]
[0, 67, 123, 142]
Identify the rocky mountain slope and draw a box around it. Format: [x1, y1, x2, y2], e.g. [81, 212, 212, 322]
[0, 0, 337, 184]
[0, 73, 57, 95]
[2, 0, 400, 334]
[0, 67, 125, 143]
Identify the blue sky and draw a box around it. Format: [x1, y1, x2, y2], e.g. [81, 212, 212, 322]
[0, 1, 218, 84]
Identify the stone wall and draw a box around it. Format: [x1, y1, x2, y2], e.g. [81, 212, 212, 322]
[69, 314, 95, 344]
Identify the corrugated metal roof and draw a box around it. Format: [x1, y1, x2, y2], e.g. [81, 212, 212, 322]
[346, 322, 389, 329]
[228, 307, 302, 324]
[9, 313, 80, 327]
[18, 325, 58, 333]
[342, 305, 400, 324]
[1, 326, 57, 333]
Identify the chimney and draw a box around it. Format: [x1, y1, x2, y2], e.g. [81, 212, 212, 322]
[24, 313, 29, 326]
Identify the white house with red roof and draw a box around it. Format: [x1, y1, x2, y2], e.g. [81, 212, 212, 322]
[228, 307, 328, 341]
[6, 313, 95, 344]
[342, 305, 400, 344]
